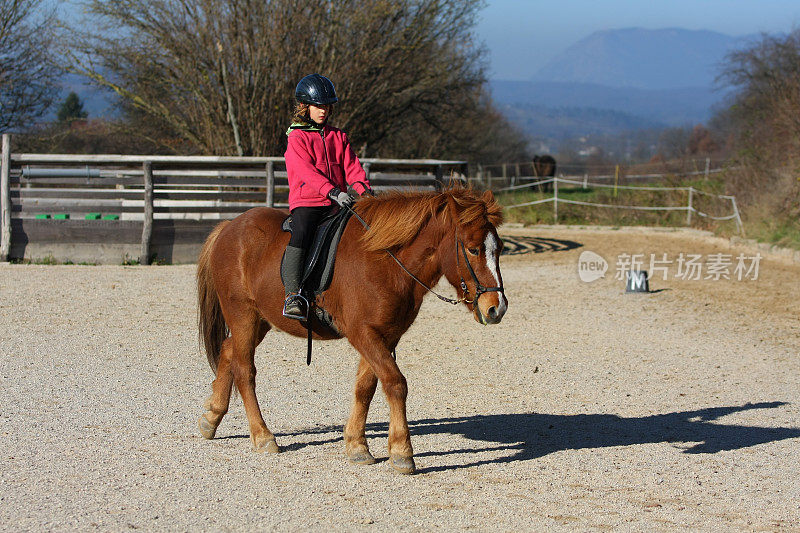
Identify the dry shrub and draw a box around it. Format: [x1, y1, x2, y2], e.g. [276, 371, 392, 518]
[713, 30, 800, 247]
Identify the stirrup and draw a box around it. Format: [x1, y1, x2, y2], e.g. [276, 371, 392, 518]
[282, 293, 308, 320]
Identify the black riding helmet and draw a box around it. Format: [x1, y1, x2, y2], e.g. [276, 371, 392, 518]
[295, 74, 338, 106]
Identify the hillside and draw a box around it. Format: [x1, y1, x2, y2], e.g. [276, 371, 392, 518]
[496, 103, 663, 140]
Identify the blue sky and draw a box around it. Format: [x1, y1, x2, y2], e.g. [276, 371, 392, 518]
[477, 0, 800, 79]
[59, 0, 800, 82]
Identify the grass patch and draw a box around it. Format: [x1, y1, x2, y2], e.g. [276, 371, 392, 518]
[7, 254, 171, 266]
[742, 213, 800, 250]
[122, 254, 140, 266]
[10, 255, 98, 265]
[122, 253, 171, 265]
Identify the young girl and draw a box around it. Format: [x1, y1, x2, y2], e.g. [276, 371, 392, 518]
[282, 73, 372, 319]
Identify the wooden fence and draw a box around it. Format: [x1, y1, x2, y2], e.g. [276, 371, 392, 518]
[0, 134, 467, 264]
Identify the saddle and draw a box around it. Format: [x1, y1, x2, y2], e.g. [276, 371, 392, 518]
[280, 207, 353, 364]
[281, 206, 352, 297]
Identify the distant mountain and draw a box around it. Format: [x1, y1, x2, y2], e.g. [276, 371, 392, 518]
[489, 27, 754, 143]
[533, 27, 751, 90]
[490, 80, 727, 127]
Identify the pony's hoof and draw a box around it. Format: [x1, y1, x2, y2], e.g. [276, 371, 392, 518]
[198, 415, 217, 440]
[253, 438, 280, 454]
[347, 449, 377, 465]
[389, 455, 416, 475]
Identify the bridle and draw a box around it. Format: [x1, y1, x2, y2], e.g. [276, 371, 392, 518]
[456, 238, 505, 304]
[347, 204, 505, 307]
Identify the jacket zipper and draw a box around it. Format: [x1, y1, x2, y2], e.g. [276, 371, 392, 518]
[320, 127, 333, 204]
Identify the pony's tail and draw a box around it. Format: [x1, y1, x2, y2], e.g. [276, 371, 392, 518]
[197, 221, 230, 375]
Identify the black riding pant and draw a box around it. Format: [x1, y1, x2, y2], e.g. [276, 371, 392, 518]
[288, 206, 333, 250]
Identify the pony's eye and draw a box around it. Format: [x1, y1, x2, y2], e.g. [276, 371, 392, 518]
[467, 247, 480, 256]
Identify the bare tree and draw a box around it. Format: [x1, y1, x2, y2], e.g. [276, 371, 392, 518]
[0, 0, 60, 131]
[66, 0, 506, 158]
[378, 88, 530, 163]
[656, 126, 691, 160]
[686, 124, 718, 155]
[712, 30, 800, 230]
[718, 30, 800, 164]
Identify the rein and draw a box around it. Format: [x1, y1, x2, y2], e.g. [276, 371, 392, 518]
[299, 201, 503, 366]
[345, 204, 504, 306]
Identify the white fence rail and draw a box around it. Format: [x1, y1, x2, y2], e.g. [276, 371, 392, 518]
[473, 158, 730, 191]
[500, 177, 743, 234]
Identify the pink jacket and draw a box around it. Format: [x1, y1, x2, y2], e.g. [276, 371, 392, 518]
[285, 125, 369, 210]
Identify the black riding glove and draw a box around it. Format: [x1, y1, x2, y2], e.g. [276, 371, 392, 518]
[328, 188, 354, 208]
[348, 183, 375, 197]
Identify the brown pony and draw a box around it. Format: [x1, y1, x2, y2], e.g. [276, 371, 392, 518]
[196, 186, 508, 474]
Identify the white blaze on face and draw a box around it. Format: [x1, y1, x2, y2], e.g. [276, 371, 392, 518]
[483, 232, 507, 314]
[483, 232, 500, 285]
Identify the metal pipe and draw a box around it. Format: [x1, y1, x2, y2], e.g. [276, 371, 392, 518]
[22, 166, 100, 178]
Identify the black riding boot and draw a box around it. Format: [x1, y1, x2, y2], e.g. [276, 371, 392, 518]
[281, 245, 306, 319]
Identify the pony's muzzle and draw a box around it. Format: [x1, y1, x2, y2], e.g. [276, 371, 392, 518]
[475, 292, 507, 325]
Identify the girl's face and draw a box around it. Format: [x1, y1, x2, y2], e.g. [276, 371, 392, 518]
[308, 104, 331, 125]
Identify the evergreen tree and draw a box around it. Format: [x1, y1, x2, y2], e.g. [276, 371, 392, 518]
[57, 92, 88, 123]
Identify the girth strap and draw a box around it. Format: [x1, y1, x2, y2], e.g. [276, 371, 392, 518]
[306, 313, 312, 365]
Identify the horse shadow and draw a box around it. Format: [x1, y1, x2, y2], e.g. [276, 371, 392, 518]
[274, 401, 799, 473]
[501, 235, 581, 256]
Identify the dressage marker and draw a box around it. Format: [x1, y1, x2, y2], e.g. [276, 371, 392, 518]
[626, 270, 650, 293]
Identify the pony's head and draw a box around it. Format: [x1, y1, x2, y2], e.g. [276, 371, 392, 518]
[357, 185, 507, 325]
[442, 187, 507, 325]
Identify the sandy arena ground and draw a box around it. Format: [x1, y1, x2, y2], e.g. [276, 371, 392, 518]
[1, 226, 799, 531]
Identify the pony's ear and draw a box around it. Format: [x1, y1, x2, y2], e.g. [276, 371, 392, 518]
[482, 189, 504, 227]
[444, 194, 459, 222]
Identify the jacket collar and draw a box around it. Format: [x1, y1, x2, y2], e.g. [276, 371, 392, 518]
[286, 121, 325, 136]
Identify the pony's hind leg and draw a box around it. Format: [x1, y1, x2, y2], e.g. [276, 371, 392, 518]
[198, 337, 235, 439]
[198, 320, 276, 453]
[344, 356, 378, 465]
[229, 319, 279, 453]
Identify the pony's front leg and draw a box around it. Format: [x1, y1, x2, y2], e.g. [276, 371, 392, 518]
[350, 334, 415, 474]
[344, 356, 378, 465]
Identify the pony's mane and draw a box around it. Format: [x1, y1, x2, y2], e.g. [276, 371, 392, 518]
[355, 185, 503, 252]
